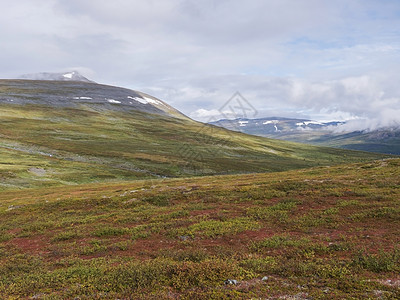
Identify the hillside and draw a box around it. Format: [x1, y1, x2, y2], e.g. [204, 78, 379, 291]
[211, 118, 400, 155]
[0, 159, 399, 298]
[0, 79, 391, 190]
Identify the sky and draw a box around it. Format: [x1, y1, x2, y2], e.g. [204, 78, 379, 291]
[1, 0, 400, 130]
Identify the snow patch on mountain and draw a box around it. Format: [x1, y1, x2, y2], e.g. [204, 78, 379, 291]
[263, 120, 279, 125]
[144, 96, 166, 106]
[63, 73, 74, 79]
[127, 96, 166, 107]
[296, 121, 323, 126]
[127, 96, 147, 104]
[107, 99, 121, 104]
[73, 96, 93, 100]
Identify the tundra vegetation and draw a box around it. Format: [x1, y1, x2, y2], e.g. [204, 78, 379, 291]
[0, 159, 399, 299]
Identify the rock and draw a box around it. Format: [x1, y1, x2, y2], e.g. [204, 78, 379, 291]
[224, 279, 238, 285]
[178, 235, 190, 241]
[123, 198, 138, 204]
[261, 276, 269, 281]
[7, 205, 23, 211]
[29, 167, 47, 176]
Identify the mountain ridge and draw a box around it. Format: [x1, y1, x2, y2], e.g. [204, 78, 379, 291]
[210, 117, 400, 155]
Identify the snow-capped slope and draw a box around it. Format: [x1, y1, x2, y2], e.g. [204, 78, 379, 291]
[210, 117, 344, 134]
[210, 117, 400, 155]
[19, 71, 95, 83]
[0, 79, 187, 119]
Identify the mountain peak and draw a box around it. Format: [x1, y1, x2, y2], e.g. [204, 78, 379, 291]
[19, 71, 94, 83]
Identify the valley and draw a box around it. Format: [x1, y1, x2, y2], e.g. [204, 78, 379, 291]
[0, 79, 398, 299]
[0, 80, 390, 190]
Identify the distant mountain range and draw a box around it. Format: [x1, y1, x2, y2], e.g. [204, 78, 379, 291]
[210, 117, 400, 155]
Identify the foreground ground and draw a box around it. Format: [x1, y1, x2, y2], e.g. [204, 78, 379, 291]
[0, 159, 399, 299]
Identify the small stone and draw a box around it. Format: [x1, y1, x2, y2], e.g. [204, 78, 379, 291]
[224, 279, 238, 285]
[123, 198, 138, 204]
[261, 276, 269, 281]
[178, 235, 190, 241]
[7, 205, 23, 211]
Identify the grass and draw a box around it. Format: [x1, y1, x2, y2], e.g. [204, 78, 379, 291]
[0, 158, 399, 298]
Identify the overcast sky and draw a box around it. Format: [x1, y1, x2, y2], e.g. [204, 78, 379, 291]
[1, 0, 400, 129]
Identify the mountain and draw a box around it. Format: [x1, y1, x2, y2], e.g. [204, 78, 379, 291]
[210, 117, 400, 155]
[0, 79, 391, 189]
[0, 79, 185, 119]
[19, 71, 94, 83]
[210, 117, 343, 136]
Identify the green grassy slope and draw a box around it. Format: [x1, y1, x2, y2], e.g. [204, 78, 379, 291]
[0, 101, 392, 190]
[0, 159, 399, 298]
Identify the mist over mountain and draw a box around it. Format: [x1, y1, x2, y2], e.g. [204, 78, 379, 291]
[19, 71, 94, 83]
[211, 117, 400, 155]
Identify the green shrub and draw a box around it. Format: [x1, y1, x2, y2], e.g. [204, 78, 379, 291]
[247, 199, 297, 221]
[109, 240, 131, 251]
[51, 230, 79, 242]
[93, 226, 128, 237]
[81, 240, 107, 255]
[239, 256, 278, 274]
[181, 217, 260, 238]
[0, 232, 13, 242]
[142, 194, 170, 206]
[352, 248, 400, 272]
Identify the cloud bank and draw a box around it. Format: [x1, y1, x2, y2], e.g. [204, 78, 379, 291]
[0, 0, 399, 130]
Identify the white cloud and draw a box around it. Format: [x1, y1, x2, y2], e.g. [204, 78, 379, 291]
[0, 0, 399, 130]
[190, 109, 222, 120]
